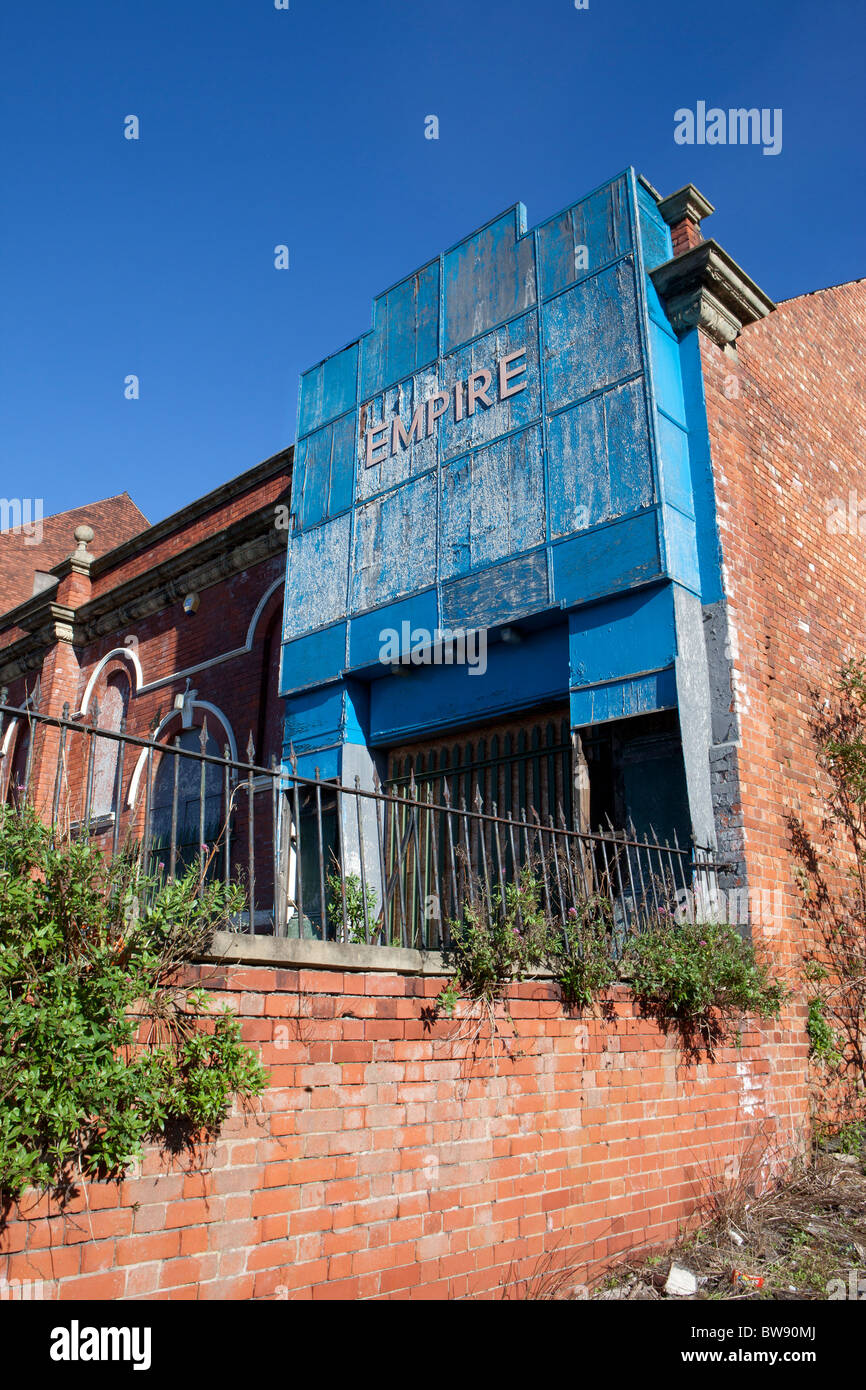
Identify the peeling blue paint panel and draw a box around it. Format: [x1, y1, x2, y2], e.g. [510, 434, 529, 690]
[678, 330, 725, 606]
[348, 590, 440, 671]
[607, 379, 655, 517]
[283, 685, 346, 776]
[368, 622, 568, 747]
[570, 668, 678, 727]
[360, 261, 440, 400]
[636, 181, 672, 273]
[537, 174, 632, 300]
[283, 513, 350, 639]
[544, 260, 642, 411]
[552, 511, 662, 609]
[439, 312, 541, 462]
[441, 427, 545, 580]
[548, 380, 653, 539]
[648, 317, 687, 427]
[547, 395, 606, 535]
[661, 503, 701, 593]
[441, 551, 548, 632]
[655, 411, 694, 517]
[293, 411, 355, 528]
[569, 587, 676, 690]
[444, 206, 536, 352]
[297, 341, 359, 440]
[280, 623, 347, 697]
[356, 368, 439, 500]
[350, 475, 437, 614]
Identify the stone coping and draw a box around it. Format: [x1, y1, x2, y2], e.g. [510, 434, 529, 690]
[205, 931, 451, 975]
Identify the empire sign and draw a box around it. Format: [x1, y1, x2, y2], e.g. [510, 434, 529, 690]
[362, 348, 527, 467]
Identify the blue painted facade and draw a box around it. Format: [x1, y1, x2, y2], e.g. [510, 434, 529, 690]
[280, 169, 722, 836]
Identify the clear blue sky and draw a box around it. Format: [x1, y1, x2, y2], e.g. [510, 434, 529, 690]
[2, 0, 863, 528]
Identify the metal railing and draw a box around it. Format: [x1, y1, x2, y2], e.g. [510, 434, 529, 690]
[0, 698, 728, 948]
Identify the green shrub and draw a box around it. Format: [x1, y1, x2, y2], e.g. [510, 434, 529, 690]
[326, 870, 380, 944]
[0, 804, 267, 1204]
[627, 919, 785, 1049]
[807, 995, 842, 1067]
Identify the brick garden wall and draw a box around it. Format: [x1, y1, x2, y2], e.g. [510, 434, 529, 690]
[0, 942, 809, 1302]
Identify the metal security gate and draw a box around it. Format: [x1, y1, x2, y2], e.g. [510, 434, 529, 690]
[383, 708, 574, 941]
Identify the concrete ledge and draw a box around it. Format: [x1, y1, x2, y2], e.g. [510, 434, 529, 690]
[205, 931, 451, 975]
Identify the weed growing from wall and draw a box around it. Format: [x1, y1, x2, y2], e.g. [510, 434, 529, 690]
[436, 864, 784, 1059]
[789, 658, 866, 1127]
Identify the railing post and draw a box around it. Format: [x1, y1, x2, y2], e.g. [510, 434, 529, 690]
[51, 703, 71, 839]
[246, 732, 256, 933]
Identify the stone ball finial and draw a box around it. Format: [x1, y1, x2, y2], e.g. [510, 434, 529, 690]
[74, 524, 94, 548]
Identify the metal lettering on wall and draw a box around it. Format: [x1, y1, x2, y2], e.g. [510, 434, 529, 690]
[363, 349, 527, 467]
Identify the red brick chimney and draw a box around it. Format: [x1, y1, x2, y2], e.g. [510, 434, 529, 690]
[656, 184, 715, 257]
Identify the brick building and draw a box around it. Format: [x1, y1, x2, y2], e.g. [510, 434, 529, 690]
[0, 173, 863, 1299]
[0, 451, 292, 919]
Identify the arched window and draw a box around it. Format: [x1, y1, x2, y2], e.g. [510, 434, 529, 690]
[149, 723, 226, 879]
[90, 672, 130, 820]
[2, 723, 31, 806]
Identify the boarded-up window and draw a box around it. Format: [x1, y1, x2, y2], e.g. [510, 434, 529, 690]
[91, 673, 130, 819]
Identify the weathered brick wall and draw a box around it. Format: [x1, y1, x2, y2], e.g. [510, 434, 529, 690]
[701, 281, 866, 1122]
[0, 947, 808, 1301]
[702, 281, 866, 971]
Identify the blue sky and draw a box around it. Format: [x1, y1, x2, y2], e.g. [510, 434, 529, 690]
[1, 0, 863, 528]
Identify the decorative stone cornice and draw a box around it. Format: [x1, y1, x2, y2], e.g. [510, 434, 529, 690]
[0, 604, 80, 683]
[649, 238, 776, 347]
[79, 509, 288, 642]
[656, 184, 715, 231]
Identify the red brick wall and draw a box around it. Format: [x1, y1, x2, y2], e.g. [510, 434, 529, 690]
[702, 281, 866, 970]
[0, 494, 147, 617]
[0, 954, 808, 1301]
[88, 462, 290, 600]
[701, 281, 866, 1122]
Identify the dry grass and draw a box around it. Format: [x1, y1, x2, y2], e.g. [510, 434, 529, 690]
[593, 1148, 866, 1301]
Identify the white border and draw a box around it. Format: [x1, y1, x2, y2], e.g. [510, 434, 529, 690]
[80, 645, 144, 715]
[126, 699, 238, 809]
